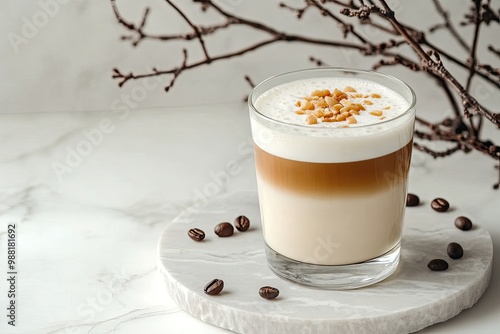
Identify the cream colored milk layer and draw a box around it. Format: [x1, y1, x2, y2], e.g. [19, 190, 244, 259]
[252, 77, 413, 163]
[257, 177, 406, 265]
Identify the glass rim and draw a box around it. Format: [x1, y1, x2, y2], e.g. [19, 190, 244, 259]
[248, 67, 416, 131]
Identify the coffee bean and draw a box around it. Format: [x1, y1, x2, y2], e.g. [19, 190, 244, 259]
[204, 279, 224, 295]
[406, 193, 420, 207]
[447, 242, 464, 259]
[427, 259, 449, 271]
[214, 222, 234, 237]
[454, 216, 473, 231]
[188, 228, 205, 241]
[259, 286, 279, 299]
[431, 198, 450, 212]
[234, 215, 250, 232]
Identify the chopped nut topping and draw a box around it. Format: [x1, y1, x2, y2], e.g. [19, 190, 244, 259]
[383, 106, 391, 110]
[323, 110, 334, 118]
[301, 101, 315, 110]
[347, 116, 357, 124]
[304, 96, 319, 101]
[333, 104, 343, 111]
[311, 89, 331, 97]
[312, 109, 325, 118]
[340, 99, 352, 106]
[295, 87, 388, 125]
[325, 96, 338, 106]
[316, 98, 328, 108]
[336, 112, 348, 122]
[332, 89, 348, 102]
[306, 114, 318, 124]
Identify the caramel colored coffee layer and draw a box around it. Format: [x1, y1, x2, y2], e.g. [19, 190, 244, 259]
[254, 141, 412, 196]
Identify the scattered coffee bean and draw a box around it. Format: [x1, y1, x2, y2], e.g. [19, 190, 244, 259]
[406, 193, 420, 207]
[431, 198, 450, 212]
[259, 286, 279, 299]
[427, 259, 449, 271]
[188, 228, 205, 241]
[214, 222, 234, 237]
[204, 279, 224, 295]
[447, 242, 464, 259]
[234, 215, 250, 232]
[454, 216, 473, 231]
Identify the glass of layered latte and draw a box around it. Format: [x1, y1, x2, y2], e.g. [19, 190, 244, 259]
[248, 68, 416, 289]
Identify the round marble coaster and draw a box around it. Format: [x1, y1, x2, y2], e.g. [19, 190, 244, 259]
[157, 190, 492, 333]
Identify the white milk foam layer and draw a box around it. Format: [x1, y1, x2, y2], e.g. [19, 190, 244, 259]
[251, 77, 414, 162]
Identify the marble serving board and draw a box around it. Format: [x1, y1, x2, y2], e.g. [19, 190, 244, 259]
[157, 190, 492, 334]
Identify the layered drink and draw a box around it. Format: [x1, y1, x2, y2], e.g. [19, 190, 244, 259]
[248, 68, 416, 289]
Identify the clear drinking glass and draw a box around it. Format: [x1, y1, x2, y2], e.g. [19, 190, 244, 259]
[248, 68, 416, 289]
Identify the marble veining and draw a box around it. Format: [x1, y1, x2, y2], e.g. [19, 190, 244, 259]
[159, 191, 493, 334]
[0, 103, 497, 334]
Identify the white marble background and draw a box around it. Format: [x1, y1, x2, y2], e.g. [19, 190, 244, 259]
[0, 1, 499, 333]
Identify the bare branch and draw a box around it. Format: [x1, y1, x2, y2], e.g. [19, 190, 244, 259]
[110, 0, 500, 186]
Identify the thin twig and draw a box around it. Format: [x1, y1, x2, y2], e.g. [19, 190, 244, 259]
[413, 142, 462, 158]
[464, 0, 483, 136]
[111, 0, 233, 46]
[164, 0, 210, 60]
[489, 45, 500, 58]
[430, 0, 470, 51]
[244, 75, 255, 88]
[465, 0, 482, 92]
[309, 0, 368, 43]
